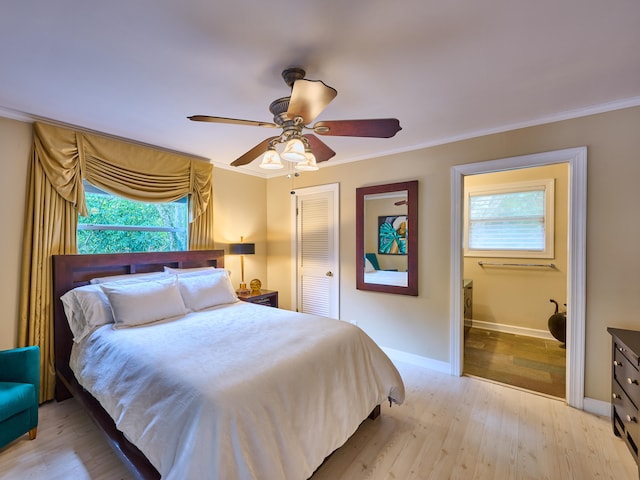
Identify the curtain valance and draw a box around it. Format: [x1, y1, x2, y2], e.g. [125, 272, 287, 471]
[33, 121, 212, 221]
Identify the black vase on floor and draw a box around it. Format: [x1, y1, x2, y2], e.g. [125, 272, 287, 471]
[548, 299, 566, 344]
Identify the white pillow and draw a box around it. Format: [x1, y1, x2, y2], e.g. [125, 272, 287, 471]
[177, 270, 238, 311]
[364, 257, 376, 273]
[61, 284, 114, 342]
[164, 266, 227, 277]
[101, 276, 188, 328]
[90, 271, 170, 285]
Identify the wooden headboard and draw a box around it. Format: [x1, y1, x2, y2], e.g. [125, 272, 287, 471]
[52, 249, 225, 396]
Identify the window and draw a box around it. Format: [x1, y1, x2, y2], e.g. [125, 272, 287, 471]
[78, 182, 188, 254]
[464, 179, 554, 258]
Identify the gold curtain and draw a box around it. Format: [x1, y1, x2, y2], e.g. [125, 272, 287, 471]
[19, 122, 214, 402]
[80, 131, 212, 222]
[189, 181, 215, 249]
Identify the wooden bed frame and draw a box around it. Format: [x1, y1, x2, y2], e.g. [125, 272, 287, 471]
[52, 249, 380, 479]
[52, 250, 226, 480]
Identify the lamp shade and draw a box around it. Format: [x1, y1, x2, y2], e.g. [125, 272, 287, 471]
[259, 148, 283, 169]
[229, 243, 255, 255]
[280, 138, 306, 162]
[295, 150, 319, 171]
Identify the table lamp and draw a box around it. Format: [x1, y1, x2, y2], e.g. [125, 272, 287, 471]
[229, 236, 255, 294]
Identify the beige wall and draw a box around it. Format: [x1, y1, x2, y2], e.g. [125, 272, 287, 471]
[463, 164, 568, 332]
[2, 106, 639, 404]
[210, 167, 267, 289]
[266, 106, 640, 403]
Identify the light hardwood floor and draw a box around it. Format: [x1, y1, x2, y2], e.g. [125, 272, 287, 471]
[0, 361, 635, 479]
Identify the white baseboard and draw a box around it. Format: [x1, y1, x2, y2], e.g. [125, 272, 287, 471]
[583, 397, 611, 417]
[382, 346, 451, 374]
[469, 319, 556, 341]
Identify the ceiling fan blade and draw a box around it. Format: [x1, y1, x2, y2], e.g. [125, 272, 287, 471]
[303, 134, 336, 163]
[188, 115, 277, 128]
[230, 136, 279, 167]
[287, 79, 337, 125]
[313, 118, 401, 138]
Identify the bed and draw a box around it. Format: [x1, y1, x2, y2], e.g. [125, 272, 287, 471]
[52, 250, 404, 480]
[364, 270, 408, 287]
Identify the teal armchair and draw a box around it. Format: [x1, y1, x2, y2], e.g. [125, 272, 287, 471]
[0, 346, 40, 449]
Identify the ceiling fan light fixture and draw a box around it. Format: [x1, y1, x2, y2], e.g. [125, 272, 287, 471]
[280, 137, 306, 162]
[259, 148, 283, 169]
[296, 150, 319, 171]
[191, 68, 401, 169]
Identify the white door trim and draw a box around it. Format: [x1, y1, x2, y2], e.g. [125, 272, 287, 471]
[450, 147, 587, 409]
[290, 183, 340, 316]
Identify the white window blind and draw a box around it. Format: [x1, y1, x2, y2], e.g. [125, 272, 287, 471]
[464, 179, 554, 258]
[469, 190, 545, 250]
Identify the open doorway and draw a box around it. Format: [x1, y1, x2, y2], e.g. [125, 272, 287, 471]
[461, 163, 568, 398]
[450, 147, 587, 409]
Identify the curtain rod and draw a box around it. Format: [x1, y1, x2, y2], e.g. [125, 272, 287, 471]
[478, 261, 556, 269]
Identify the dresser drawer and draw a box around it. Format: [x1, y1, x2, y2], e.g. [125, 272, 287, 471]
[614, 347, 640, 407]
[251, 296, 274, 306]
[616, 337, 640, 367]
[613, 383, 640, 459]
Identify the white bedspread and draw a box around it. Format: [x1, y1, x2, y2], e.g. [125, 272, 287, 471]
[70, 301, 404, 479]
[364, 270, 408, 286]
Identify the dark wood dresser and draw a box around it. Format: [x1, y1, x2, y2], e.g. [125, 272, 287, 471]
[608, 327, 640, 475]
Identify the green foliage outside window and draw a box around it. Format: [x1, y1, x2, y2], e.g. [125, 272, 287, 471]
[77, 190, 188, 254]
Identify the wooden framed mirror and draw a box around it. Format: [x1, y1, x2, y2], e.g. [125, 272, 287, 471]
[356, 180, 418, 296]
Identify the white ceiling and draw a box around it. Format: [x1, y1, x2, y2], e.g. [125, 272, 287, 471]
[2, 0, 639, 176]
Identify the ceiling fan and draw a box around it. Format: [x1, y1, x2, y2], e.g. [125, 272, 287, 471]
[188, 67, 402, 171]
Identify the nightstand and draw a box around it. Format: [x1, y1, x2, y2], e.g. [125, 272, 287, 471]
[237, 289, 278, 308]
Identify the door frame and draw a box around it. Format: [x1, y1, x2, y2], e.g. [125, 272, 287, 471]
[450, 147, 587, 409]
[290, 183, 340, 316]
